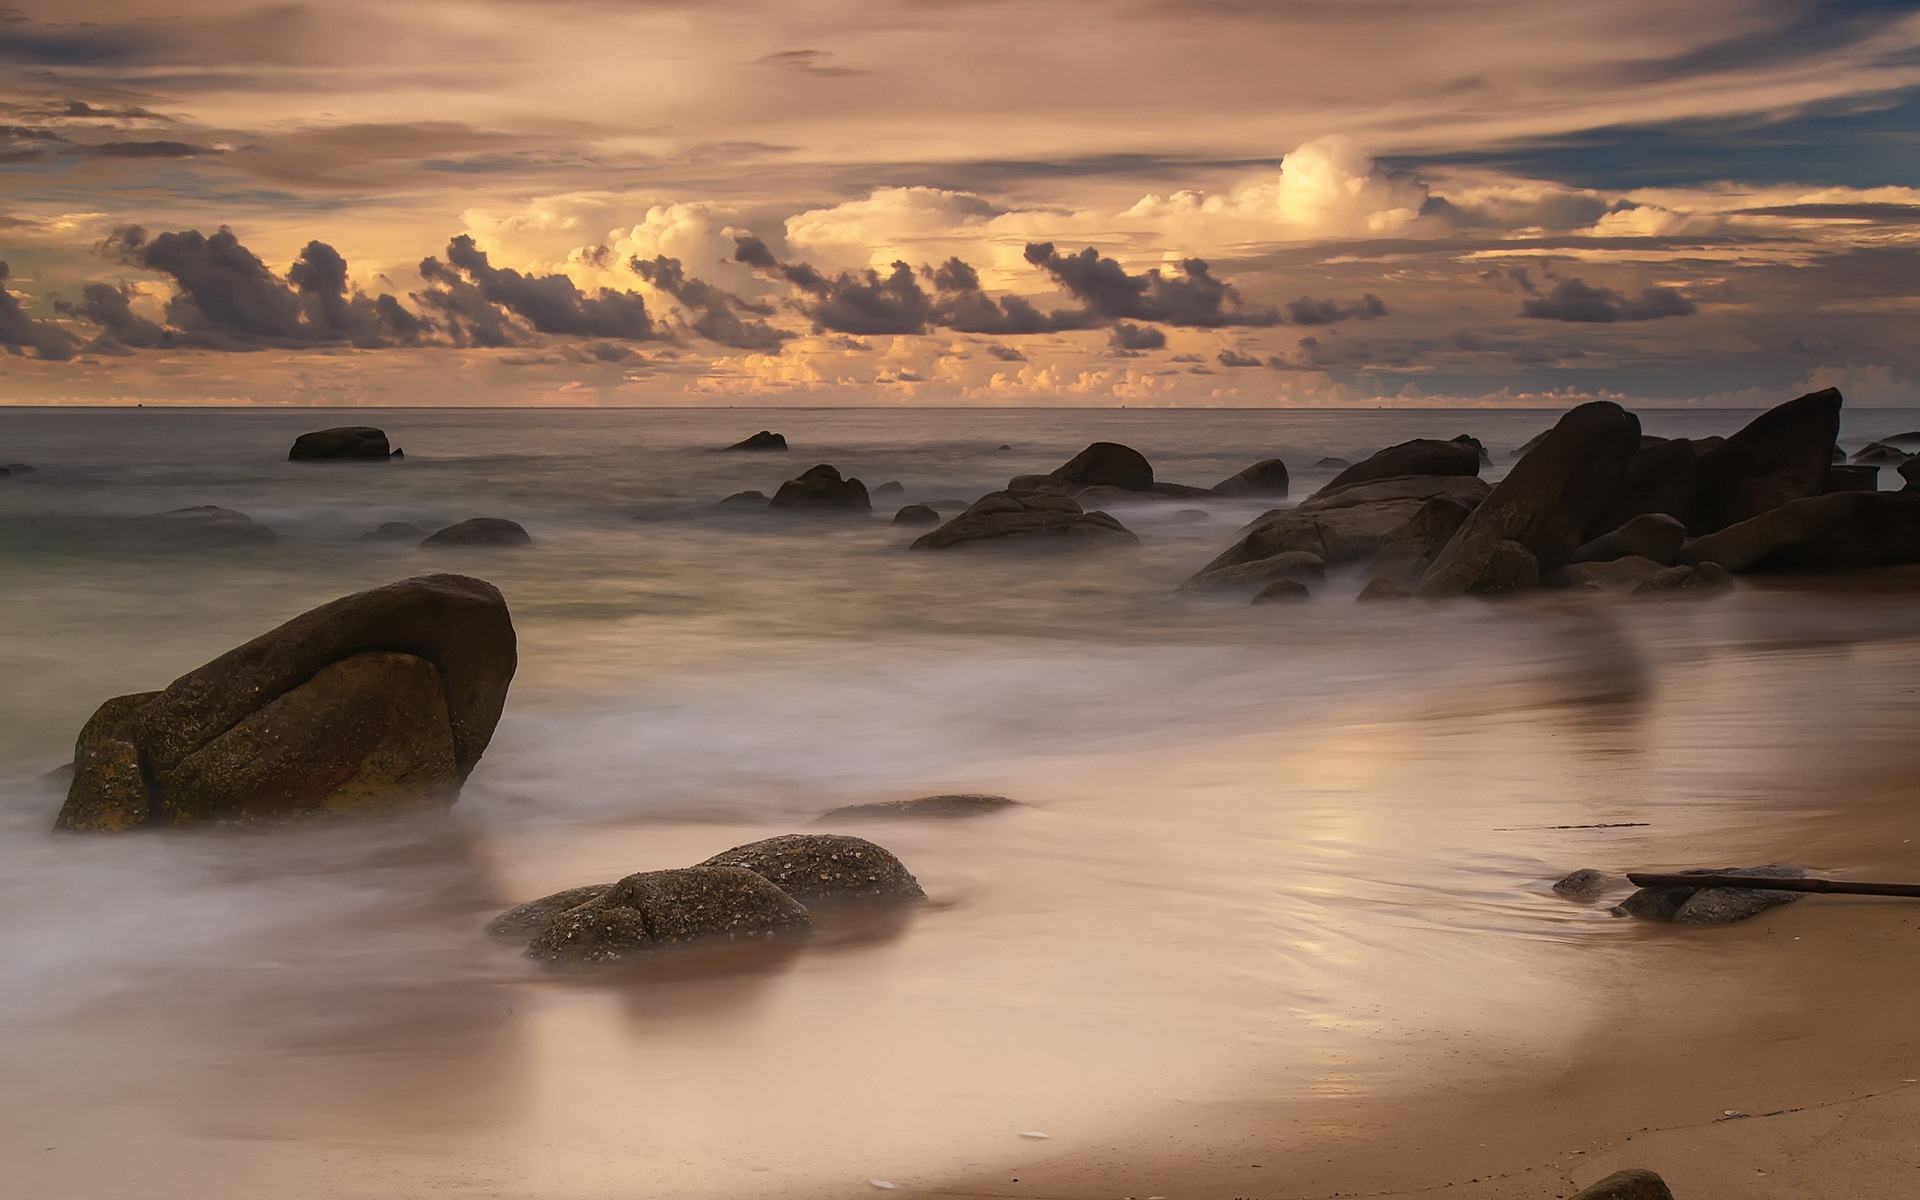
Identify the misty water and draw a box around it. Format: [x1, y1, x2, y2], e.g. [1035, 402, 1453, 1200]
[6, 405, 1920, 1199]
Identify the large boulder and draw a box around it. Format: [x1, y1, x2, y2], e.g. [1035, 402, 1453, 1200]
[1193, 475, 1488, 576]
[1211, 458, 1289, 498]
[1687, 387, 1840, 534]
[1826, 463, 1880, 492]
[725, 430, 788, 451]
[1602, 437, 1699, 529]
[1312, 438, 1479, 498]
[1568, 513, 1687, 566]
[698, 833, 925, 903]
[1632, 562, 1734, 594]
[421, 517, 531, 546]
[1047, 441, 1153, 491]
[1542, 555, 1668, 591]
[770, 463, 871, 512]
[1676, 491, 1920, 572]
[1359, 495, 1475, 593]
[55, 574, 516, 831]
[892, 503, 941, 526]
[125, 505, 278, 548]
[1850, 440, 1908, 465]
[1569, 1169, 1674, 1200]
[524, 866, 811, 965]
[289, 426, 392, 461]
[1178, 550, 1325, 593]
[911, 490, 1136, 549]
[1416, 402, 1642, 598]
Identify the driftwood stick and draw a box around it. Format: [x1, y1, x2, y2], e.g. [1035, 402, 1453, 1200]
[1627, 873, 1920, 898]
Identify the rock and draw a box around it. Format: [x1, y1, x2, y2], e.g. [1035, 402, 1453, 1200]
[360, 521, 430, 541]
[1552, 869, 1609, 898]
[1688, 388, 1841, 534]
[1315, 456, 1351, 468]
[911, 490, 1137, 550]
[1676, 491, 1920, 572]
[725, 430, 788, 451]
[1632, 562, 1733, 594]
[421, 517, 532, 546]
[1193, 476, 1489, 577]
[1417, 401, 1643, 597]
[1074, 484, 1179, 508]
[1470, 540, 1540, 592]
[126, 505, 278, 548]
[1509, 428, 1551, 458]
[1613, 865, 1806, 924]
[1851, 440, 1909, 465]
[1356, 576, 1412, 600]
[1179, 550, 1326, 593]
[6, 462, 35, 472]
[1569, 1168, 1675, 1200]
[1569, 513, 1687, 566]
[1543, 555, 1667, 590]
[1313, 438, 1480, 498]
[1168, 509, 1210, 524]
[1827, 463, 1881, 492]
[925, 497, 974, 510]
[892, 503, 941, 526]
[1603, 438, 1699, 529]
[1360, 495, 1475, 591]
[713, 490, 770, 511]
[525, 866, 811, 965]
[1902, 459, 1920, 491]
[390, 448, 405, 460]
[873, 480, 905, 497]
[1886, 430, 1920, 446]
[770, 463, 872, 512]
[1047, 441, 1154, 491]
[288, 426, 392, 461]
[55, 574, 516, 831]
[815, 794, 1020, 822]
[486, 884, 611, 943]
[697, 833, 925, 904]
[1211, 458, 1290, 497]
[1452, 433, 1491, 464]
[1250, 578, 1311, 604]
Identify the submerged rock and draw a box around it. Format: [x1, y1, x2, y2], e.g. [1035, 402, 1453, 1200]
[1552, 869, 1610, 898]
[1570, 1169, 1674, 1200]
[1312, 438, 1480, 498]
[771, 463, 871, 512]
[55, 574, 516, 832]
[713, 490, 770, 511]
[1179, 550, 1325, 593]
[126, 505, 278, 548]
[873, 480, 905, 497]
[487, 884, 611, 943]
[421, 517, 532, 546]
[893, 503, 941, 525]
[698, 833, 925, 904]
[289, 426, 392, 461]
[725, 430, 788, 451]
[1850, 440, 1909, 466]
[816, 794, 1020, 822]
[1613, 865, 1807, 924]
[1250, 577, 1311, 604]
[1211, 458, 1289, 497]
[525, 866, 811, 965]
[1191, 475, 1488, 578]
[911, 490, 1136, 549]
[360, 521, 430, 542]
[1632, 562, 1734, 594]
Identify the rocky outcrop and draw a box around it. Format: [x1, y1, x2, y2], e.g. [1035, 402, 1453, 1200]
[525, 867, 811, 965]
[892, 503, 941, 525]
[1314, 438, 1480, 498]
[713, 490, 770, 511]
[1417, 402, 1642, 598]
[1359, 496, 1475, 593]
[815, 794, 1020, 822]
[1850, 440, 1908, 465]
[1826, 463, 1880, 491]
[1211, 458, 1289, 497]
[1543, 555, 1667, 591]
[1614, 865, 1805, 924]
[1047, 441, 1153, 491]
[873, 480, 904, 497]
[55, 574, 516, 831]
[698, 833, 926, 903]
[127, 506, 278, 548]
[1179, 550, 1325, 593]
[1568, 513, 1687, 566]
[1676, 491, 1920, 572]
[1603, 437, 1699, 528]
[911, 490, 1136, 549]
[421, 517, 532, 546]
[1632, 562, 1733, 594]
[771, 464, 871, 512]
[1569, 1168, 1674, 1200]
[289, 426, 392, 461]
[360, 521, 431, 541]
[725, 431, 788, 451]
[1552, 869, 1609, 898]
[1193, 475, 1488, 578]
[1250, 578, 1311, 604]
[1687, 387, 1839, 534]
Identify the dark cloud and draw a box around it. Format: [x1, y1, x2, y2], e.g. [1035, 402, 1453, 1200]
[756, 49, 867, 76]
[927, 256, 1092, 334]
[87, 140, 207, 158]
[1286, 293, 1387, 325]
[1216, 348, 1262, 366]
[416, 256, 523, 348]
[437, 234, 657, 340]
[1519, 277, 1697, 322]
[1109, 322, 1166, 351]
[631, 254, 791, 350]
[0, 261, 79, 360]
[1736, 202, 1920, 223]
[983, 342, 1026, 361]
[1022, 242, 1281, 327]
[53, 282, 164, 348]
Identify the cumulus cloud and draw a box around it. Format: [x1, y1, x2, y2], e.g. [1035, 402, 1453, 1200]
[53, 282, 164, 349]
[786, 187, 999, 256]
[1109, 322, 1165, 351]
[631, 254, 790, 350]
[0, 263, 79, 360]
[983, 342, 1026, 361]
[1286, 293, 1387, 325]
[1216, 348, 1261, 367]
[430, 234, 657, 340]
[1519, 277, 1698, 322]
[1123, 136, 1428, 242]
[1023, 242, 1280, 327]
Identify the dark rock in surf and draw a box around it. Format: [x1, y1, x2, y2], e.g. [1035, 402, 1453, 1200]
[1356, 576, 1412, 600]
[1469, 540, 1540, 592]
[1569, 1168, 1675, 1200]
[289, 426, 393, 461]
[1360, 495, 1474, 593]
[1047, 441, 1154, 491]
[1603, 437, 1698, 529]
[1569, 513, 1687, 566]
[1250, 577, 1311, 604]
[713, 490, 770, 511]
[5, 463, 34, 473]
[56, 574, 516, 832]
[1211, 458, 1290, 498]
[1417, 402, 1642, 598]
[911, 490, 1136, 549]
[815, 794, 1021, 823]
[126, 506, 278, 548]
[525, 866, 811, 965]
[698, 833, 925, 904]
[1613, 865, 1806, 925]
[1827, 463, 1881, 492]
[893, 504, 940, 526]
[360, 521, 430, 542]
[1312, 438, 1480, 499]
[1168, 509, 1210, 524]
[873, 480, 905, 498]
[1192, 475, 1488, 580]
[1632, 562, 1733, 594]
[1850, 441, 1909, 466]
[1543, 555, 1667, 591]
[726, 430, 788, 451]
[1903, 459, 1920, 491]
[1315, 456, 1351, 469]
[1179, 550, 1325, 593]
[1687, 388, 1840, 535]
[487, 884, 611, 943]
[770, 464, 871, 513]
[1676, 491, 1920, 572]
[422, 517, 532, 546]
[1552, 869, 1609, 898]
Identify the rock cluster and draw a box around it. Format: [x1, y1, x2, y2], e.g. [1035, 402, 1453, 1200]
[488, 833, 924, 966]
[1613, 865, 1807, 924]
[55, 574, 516, 831]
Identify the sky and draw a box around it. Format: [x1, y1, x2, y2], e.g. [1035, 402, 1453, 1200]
[1, 0, 1918, 407]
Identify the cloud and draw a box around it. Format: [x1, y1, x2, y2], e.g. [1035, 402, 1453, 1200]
[1216, 348, 1261, 367]
[1286, 293, 1387, 325]
[0, 262, 79, 360]
[432, 234, 658, 339]
[1122, 136, 1429, 242]
[756, 49, 867, 77]
[53, 282, 163, 348]
[983, 342, 1026, 361]
[1109, 322, 1165, 351]
[1023, 242, 1280, 327]
[1519, 277, 1698, 322]
[630, 254, 791, 349]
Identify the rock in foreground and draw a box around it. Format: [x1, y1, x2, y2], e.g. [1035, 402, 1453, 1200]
[911, 490, 1136, 549]
[289, 426, 393, 461]
[1570, 1169, 1675, 1200]
[525, 866, 811, 965]
[422, 517, 532, 546]
[1613, 865, 1807, 924]
[699, 833, 925, 903]
[55, 574, 516, 831]
[771, 464, 871, 512]
[1211, 458, 1289, 498]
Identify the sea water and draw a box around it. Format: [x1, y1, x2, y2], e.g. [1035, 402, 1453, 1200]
[4, 405, 1920, 1199]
